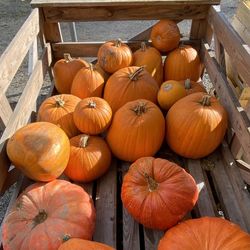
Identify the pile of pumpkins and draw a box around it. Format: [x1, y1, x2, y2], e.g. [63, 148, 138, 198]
[2, 19, 250, 250]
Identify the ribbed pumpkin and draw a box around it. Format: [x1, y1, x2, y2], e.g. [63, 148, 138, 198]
[121, 157, 198, 230]
[37, 94, 81, 138]
[7, 122, 70, 182]
[133, 42, 163, 86]
[97, 39, 133, 73]
[58, 239, 115, 250]
[150, 19, 180, 52]
[2, 180, 96, 250]
[164, 45, 202, 81]
[158, 217, 250, 250]
[94, 62, 110, 82]
[181, 79, 206, 95]
[106, 99, 165, 162]
[166, 93, 228, 159]
[73, 97, 112, 135]
[53, 53, 88, 94]
[64, 134, 111, 182]
[157, 80, 187, 110]
[71, 63, 105, 99]
[104, 66, 159, 113]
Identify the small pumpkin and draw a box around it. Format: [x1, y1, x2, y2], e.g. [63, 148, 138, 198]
[104, 66, 159, 113]
[71, 63, 105, 99]
[2, 180, 96, 250]
[121, 157, 198, 230]
[158, 217, 250, 250]
[37, 94, 81, 138]
[7, 122, 70, 182]
[166, 92, 228, 159]
[53, 53, 88, 94]
[73, 97, 112, 135]
[133, 42, 163, 86]
[150, 19, 180, 52]
[106, 99, 165, 162]
[64, 134, 111, 182]
[164, 45, 202, 81]
[181, 78, 206, 95]
[157, 80, 187, 110]
[58, 238, 115, 250]
[97, 39, 133, 73]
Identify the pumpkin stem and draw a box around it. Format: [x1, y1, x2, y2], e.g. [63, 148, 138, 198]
[144, 173, 158, 192]
[199, 95, 212, 106]
[141, 42, 147, 52]
[64, 53, 72, 63]
[129, 66, 145, 81]
[132, 102, 147, 116]
[33, 210, 47, 227]
[88, 100, 96, 108]
[79, 135, 89, 148]
[55, 97, 65, 107]
[115, 38, 122, 47]
[184, 79, 191, 89]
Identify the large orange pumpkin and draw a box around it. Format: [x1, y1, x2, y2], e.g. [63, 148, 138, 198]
[7, 122, 70, 182]
[158, 217, 250, 250]
[104, 66, 159, 113]
[106, 99, 165, 162]
[73, 97, 112, 135]
[53, 53, 88, 94]
[133, 42, 163, 86]
[121, 157, 198, 230]
[2, 180, 96, 250]
[37, 94, 81, 138]
[150, 19, 180, 52]
[97, 39, 133, 73]
[166, 93, 228, 159]
[71, 63, 105, 99]
[181, 79, 206, 95]
[58, 238, 115, 250]
[64, 134, 111, 182]
[164, 45, 202, 81]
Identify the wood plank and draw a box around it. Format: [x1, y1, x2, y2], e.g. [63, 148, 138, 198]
[28, 38, 38, 75]
[190, 19, 208, 40]
[93, 160, 117, 248]
[214, 35, 226, 74]
[201, 42, 250, 161]
[0, 8, 40, 95]
[144, 228, 164, 250]
[0, 96, 13, 129]
[236, 0, 250, 33]
[43, 22, 62, 43]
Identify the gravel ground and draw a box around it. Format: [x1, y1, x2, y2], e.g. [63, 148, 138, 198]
[0, 0, 240, 225]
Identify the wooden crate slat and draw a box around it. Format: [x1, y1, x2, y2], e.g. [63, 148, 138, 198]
[0, 96, 12, 129]
[93, 160, 117, 248]
[43, 22, 63, 43]
[190, 19, 208, 40]
[144, 228, 164, 250]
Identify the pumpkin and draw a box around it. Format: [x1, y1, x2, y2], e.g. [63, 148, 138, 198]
[73, 97, 112, 135]
[181, 78, 206, 95]
[166, 93, 228, 159]
[58, 238, 115, 250]
[164, 45, 202, 81]
[64, 134, 111, 182]
[157, 80, 186, 110]
[97, 39, 133, 73]
[94, 62, 110, 82]
[106, 99, 165, 162]
[133, 42, 163, 86]
[7, 122, 70, 182]
[53, 53, 88, 94]
[121, 157, 198, 230]
[158, 217, 250, 250]
[150, 19, 180, 52]
[104, 66, 159, 113]
[2, 180, 96, 250]
[71, 63, 105, 99]
[37, 94, 81, 138]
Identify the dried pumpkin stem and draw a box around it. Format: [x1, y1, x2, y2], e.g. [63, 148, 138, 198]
[115, 38, 122, 47]
[132, 102, 147, 116]
[141, 42, 147, 52]
[199, 95, 212, 106]
[88, 63, 94, 71]
[144, 173, 158, 192]
[33, 210, 47, 227]
[184, 79, 191, 89]
[55, 97, 65, 107]
[79, 135, 89, 148]
[64, 53, 72, 63]
[129, 66, 145, 81]
[88, 100, 96, 108]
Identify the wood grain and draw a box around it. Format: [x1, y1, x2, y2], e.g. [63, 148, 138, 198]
[0, 96, 13, 130]
[190, 19, 208, 40]
[144, 228, 164, 250]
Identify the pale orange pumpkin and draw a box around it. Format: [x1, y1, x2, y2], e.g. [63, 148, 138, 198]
[2, 180, 96, 250]
[181, 79, 206, 95]
[53, 53, 88, 94]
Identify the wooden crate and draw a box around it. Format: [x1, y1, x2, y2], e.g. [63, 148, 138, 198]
[0, 0, 250, 249]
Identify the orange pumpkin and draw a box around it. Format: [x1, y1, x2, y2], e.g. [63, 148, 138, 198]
[106, 99, 165, 162]
[166, 93, 228, 159]
[37, 94, 81, 138]
[73, 97, 112, 135]
[104, 66, 159, 113]
[71, 63, 105, 99]
[2, 180, 96, 250]
[7, 122, 70, 181]
[58, 238, 115, 250]
[158, 217, 250, 250]
[157, 80, 187, 110]
[64, 134, 111, 182]
[121, 157, 198, 230]
[150, 19, 180, 52]
[164, 45, 202, 81]
[53, 53, 88, 94]
[181, 79, 206, 95]
[94, 62, 110, 82]
[97, 39, 133, 73]
[133, 42, 163, 86]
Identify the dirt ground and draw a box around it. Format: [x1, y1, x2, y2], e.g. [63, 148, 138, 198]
[0, 0, 240, 225]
